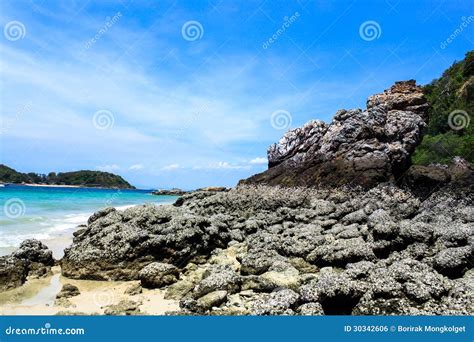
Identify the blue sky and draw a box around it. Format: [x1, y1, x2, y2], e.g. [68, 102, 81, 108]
[0, 0, 472, 189]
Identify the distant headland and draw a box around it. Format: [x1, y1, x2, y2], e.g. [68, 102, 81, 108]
[0, 164, 135, 189]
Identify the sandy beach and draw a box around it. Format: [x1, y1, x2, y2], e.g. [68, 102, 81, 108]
[21, 183, 84, 188]
[20, 183, 130, 190]
[0, 266, 179, 315]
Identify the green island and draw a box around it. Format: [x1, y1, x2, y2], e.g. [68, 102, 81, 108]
[0, 164, 135, 189]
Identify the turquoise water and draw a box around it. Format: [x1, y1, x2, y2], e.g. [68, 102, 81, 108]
[0, 185, 177, 253]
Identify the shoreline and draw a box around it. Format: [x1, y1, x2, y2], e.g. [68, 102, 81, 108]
[0, 266, 179, 315]
[5, 183, 137, 190]
[0, 202, 177, 259]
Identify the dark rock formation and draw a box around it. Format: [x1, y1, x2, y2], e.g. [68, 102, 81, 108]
[401, 157, 473, 198]
[139, 262, 179, 288]
[0, 239, 54, 292]
[241, 81, 429, 188]
[61, 197, 232, 280]
[61, 184, 473, 315]
[152, 188, 187, 196]
[56, 284, 80, 299]
[152, 187, 229, 197]
[0, 256, 28, 292]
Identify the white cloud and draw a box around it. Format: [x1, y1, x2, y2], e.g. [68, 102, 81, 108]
[97, 164, 120, 172]
[161, 164, 181, 171]
[249, 157, 268, 165]
[197, 161, 250, 170]
[129, 164, 144, 170]
[0, 4, 376, 189]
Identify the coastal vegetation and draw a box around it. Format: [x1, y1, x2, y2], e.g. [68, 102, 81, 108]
[0, 164, 135, 189]
[412, 50, 474, 165]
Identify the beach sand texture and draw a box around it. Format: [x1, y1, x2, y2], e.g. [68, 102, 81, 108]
[0, 266, 179, 315]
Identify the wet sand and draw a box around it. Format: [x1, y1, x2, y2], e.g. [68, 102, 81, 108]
[0, 266, 179, 315]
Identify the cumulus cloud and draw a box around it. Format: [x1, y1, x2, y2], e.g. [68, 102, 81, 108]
[97, 164, 120, 172]
[199, 162, 250, 170]
[249, 157, 268, 165]
[129, 164, 144, 170]
[161, 164, 181, 171]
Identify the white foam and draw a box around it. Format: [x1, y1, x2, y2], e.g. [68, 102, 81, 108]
[0, 232, 53, 248]
[0, 212, 90, 249]
[0, 201, 174, 249]
[114, 204, 137, 210]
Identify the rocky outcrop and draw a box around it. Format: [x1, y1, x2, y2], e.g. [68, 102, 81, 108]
[152, 188, 187, 196]
[56, 284, 80, 299]
[0, 239, 54, 292]
[401, 157, 473, 198]
[139, 262, 179, 288]
[61, 194, 232, 280]
[241, 80, 429, 188]
[61, 185, 473, 315]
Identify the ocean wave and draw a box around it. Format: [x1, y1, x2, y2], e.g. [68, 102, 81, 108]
[0, 201, 172, 249]
[0, 232, 53, 248]
[0, 211, 90, 248]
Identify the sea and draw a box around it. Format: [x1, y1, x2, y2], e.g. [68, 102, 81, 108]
[0, 184, 177, 257]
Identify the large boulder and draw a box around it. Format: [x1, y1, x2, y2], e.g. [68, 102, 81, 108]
[240, 80, 429, 188]
[250, 289, 300, 315]
[139, 262, 179, 288]
[0, 256, 29, 292]
[196, 290, 228, 311]
[61, 204, 233, 280]
[401, 157, 473, 198]
[0, 239, 54, 292]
